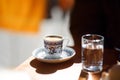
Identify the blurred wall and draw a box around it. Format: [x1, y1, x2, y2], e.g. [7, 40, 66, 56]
[0, 6, 74, 68]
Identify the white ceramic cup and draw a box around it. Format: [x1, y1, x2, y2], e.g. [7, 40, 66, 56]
[44, 35, 69, 58]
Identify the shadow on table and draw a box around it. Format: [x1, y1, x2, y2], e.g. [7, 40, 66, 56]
[30, 57, 75, 74]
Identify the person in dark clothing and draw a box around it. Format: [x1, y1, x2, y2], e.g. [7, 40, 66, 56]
[70, 0, 120, 49]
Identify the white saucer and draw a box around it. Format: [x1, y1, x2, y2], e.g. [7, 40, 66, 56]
[32, 47, 76, 63]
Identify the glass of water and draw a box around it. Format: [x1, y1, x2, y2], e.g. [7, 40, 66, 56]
[81, 34, 104, 73]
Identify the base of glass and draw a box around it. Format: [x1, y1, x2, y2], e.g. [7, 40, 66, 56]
[82, 66, 102, 74]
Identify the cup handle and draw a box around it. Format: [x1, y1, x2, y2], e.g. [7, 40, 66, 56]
[63, 39, 69, 49]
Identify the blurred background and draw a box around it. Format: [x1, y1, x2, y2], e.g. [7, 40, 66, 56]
[0, 0, 74, 68]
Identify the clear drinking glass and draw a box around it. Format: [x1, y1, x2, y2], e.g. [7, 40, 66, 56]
[81, 34, 104, 73]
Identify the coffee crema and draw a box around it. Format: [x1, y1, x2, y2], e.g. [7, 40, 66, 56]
[44, 36, 63, 42]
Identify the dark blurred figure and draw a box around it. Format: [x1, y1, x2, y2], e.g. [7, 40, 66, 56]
[47, 0, 58, 18]
[70, 0, 120, 49]
[70, 0, 120, 62]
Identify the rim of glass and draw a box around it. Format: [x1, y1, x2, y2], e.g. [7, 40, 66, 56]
[82, 34, 104, 41]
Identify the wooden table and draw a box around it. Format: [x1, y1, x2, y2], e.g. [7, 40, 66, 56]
[15, 46, 119, 80]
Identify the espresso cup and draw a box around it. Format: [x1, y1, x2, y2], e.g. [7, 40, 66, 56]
[44, 35, 68, 58]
